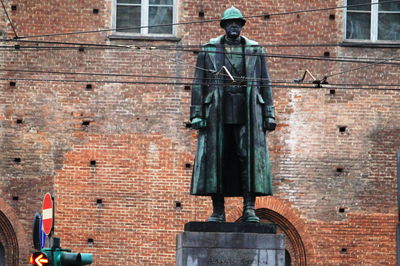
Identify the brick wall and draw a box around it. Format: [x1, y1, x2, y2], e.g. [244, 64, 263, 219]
[0, 0, 398, 265]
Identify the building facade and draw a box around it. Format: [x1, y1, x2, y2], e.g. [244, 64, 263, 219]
[0, 0, 399, 265]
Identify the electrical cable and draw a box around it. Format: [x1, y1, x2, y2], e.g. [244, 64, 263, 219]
[1, 38, 128, 48]
[159, 43, 342, 48]
[152, 46, 400, 79]
[325, 55, 400, 78]
[0, 35, 399, 66]
[0, 76, 281, 86]
[0, 67, 293, 83]
[2, 40, 399, 84]
[2, 44, 400, 66]
[14, 0, 400, 39]
[2, 45, 399, 88]
[169, 48, 400, 65]
[0, 38, 344, 49]
[133, 44, 259, 82]
[0, 46, 124, 50]
[1, 67, 400, 88]
[1, 77, 399, 91]
[326, 82, 400, 87]
[0, 0, 18, 38]
[2, 41, 399, 86]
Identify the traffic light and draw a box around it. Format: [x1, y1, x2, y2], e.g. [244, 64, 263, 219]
[30, 238, 93, 266]
[53, 250, 93, 266]
[30, 251, 50, 266]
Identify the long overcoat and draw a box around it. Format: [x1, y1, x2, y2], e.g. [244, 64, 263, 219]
[190, 35, 274, 197]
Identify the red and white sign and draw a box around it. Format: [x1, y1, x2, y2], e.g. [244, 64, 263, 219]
[41, 193, 53, 235]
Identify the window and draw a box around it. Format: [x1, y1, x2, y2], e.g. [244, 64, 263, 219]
[114, 0, 175, 35]
[345, 0, 400, 41]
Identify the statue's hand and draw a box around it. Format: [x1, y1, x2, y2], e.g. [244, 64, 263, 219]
[264, 117, 276, 132]
[191, 117, 207, 130]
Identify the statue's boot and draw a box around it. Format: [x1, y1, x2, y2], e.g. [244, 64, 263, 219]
[241, 167, 260, 223]
[243, 195, 260, 223]
[207, 195, 226, 222]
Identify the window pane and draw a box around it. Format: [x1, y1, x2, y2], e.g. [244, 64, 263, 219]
[149, 0, 173, 5]
[116, 6, 141, 33]
[149, 6, 173, 34]
[379, 1, 400, 11]
[346, 12, 371, 39]
[118, 0, 141, 4]
[378, 13, 400, 40]
[347, 0, 371, 11]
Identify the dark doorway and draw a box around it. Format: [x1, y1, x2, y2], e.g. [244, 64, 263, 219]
[285, 249, 292, 266]
[0, 243, 4, 266]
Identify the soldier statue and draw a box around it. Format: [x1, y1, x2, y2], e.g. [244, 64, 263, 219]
[190, 6, 276, 223]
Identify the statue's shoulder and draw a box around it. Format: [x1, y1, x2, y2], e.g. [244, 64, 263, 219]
[241, 36, 260, 47]
[204, 35, 259, 46]
[198, 36, 222, 52]
[203, 36, 223, 47]
[201, 35, 262, 50]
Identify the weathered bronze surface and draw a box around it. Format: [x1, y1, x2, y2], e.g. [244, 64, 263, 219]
[190, 6, 276, 223]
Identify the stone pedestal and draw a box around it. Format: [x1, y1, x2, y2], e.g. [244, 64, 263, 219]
[176, 222, 285, 266]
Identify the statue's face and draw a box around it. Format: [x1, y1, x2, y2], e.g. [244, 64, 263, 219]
[223, 19, 243, 39]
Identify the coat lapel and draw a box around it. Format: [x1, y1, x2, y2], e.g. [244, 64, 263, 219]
[206, 45, 224, 73]
[206, 46, 218, 73]
[245, 46, 258, 79]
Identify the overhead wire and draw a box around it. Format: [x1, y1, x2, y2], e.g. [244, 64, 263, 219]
[142, 39, 400, 81]
[1, 42, 400, 85]
[0, 67, 289, 83]
[325, 55, 400, 78]
[0, 76, 281, 86]
[3, 33, 286, 84]
[1, 76, 399, 91]
[1, 38, 129, 48]
[0, 38, 344, 48]
[0, 35, 398, 66]
[0, 38, 297, 84]
[2, 44, 399, 89]
[163, 48, 400, 65]
[173, 49, 400, 80]
[0, 43, 399, 66]
[1, 36, 399, 83]
[0, 0, 18, 38]
[0, 39, 398, 69]
[326, 82, 400, 87]
[0, 1, 397, 88]
[1, 67, 400, 88]
[0, 50, 396, 90]
[14, 0, 400, 39]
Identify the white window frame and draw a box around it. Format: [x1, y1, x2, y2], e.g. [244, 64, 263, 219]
[112, 0, 177, 36]
[344, 0, 400, 42]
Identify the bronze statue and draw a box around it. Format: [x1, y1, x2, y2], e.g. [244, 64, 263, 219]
[190, 6, 276, 223]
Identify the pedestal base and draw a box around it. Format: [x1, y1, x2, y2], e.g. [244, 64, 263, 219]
[176, 222, 285, 266]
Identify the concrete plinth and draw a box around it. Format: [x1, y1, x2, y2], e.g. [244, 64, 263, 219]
[176, 222, 285, 266]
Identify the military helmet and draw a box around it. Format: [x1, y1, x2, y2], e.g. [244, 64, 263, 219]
[220, 6, 246, 28]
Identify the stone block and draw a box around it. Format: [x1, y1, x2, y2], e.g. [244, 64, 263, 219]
[176, 226, 285, 266]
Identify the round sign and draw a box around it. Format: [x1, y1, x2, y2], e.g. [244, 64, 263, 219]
[42, 193, 53, 235]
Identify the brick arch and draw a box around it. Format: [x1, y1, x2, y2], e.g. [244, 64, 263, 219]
[229, 196, 313, 266]
[256, 208, 306, 265]
[0, 210, 19, 265]
[0, 198, 27, 265]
